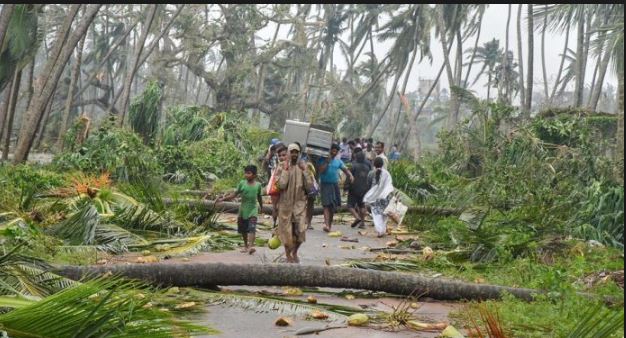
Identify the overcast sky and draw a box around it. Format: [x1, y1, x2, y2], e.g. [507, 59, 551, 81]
[257, 4, 617, 104]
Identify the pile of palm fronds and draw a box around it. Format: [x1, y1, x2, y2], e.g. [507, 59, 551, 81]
[0, 277, 213, 337]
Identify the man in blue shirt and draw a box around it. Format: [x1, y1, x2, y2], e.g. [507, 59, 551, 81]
[318, 144, 354, 232]
[389, 144, 401, 161]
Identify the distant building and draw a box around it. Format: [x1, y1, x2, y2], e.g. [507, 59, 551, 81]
[417, 78, 440, 101]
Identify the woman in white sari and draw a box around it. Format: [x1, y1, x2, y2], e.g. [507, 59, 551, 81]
[363, 157, 395, 237]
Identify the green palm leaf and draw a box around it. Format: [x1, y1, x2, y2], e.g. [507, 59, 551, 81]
[566, 303, 624, 338]
[0, 277, 213, 337]
[198, 290, 363, 319]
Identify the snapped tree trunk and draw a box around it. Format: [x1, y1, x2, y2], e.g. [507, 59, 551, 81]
[13, 4, 101, 163]
[54, 262, 541, 301]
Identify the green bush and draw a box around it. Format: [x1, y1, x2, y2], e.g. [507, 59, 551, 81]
[0, 164, 66, 210]
[54, 116, 160, 181]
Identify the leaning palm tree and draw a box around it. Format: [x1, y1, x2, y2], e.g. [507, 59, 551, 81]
[466, 39, 502, 101]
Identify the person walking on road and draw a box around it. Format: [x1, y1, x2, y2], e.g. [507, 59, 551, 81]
[275, 143, 315, 263]
[346, 151, 371, 228]
[364, 157, 395, 237]
[318, 144, 354, 232]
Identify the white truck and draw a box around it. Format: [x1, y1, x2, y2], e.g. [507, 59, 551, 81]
[282, 120, 334, 157]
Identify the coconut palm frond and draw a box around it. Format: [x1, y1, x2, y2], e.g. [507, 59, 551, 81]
[0, 245, 54, 298]
[96, 223, 149, 250]
[0, 277, 213, 338]
[2, 264, 79, 297]
[566, 303, 624, 338]
[112, 204, 169, 232]
[200, 290, 355, 320]
[47, 203, 100, 245]
[451, 85, 483, 112]
[343, 259, 423, 272]
[154, 235, 214, 257]
[0, 295, 36, 309]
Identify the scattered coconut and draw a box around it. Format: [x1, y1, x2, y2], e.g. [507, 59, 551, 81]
[309, 310, 329, 320]
[307, 296, 318, 304]
[174, 301, 197, 310]
[422, 246, 434, 260]
[347, 313, 369, 326]
[274, 316, 292, 326]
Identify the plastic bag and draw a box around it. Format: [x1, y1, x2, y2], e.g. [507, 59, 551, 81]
[383, 193, 408, 227]
[307, 179, 320, 197]
[266, 169, 280, 196]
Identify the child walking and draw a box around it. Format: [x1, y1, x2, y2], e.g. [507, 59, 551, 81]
[217, 165, 264, 254]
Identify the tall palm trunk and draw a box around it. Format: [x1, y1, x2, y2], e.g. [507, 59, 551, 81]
[367, 69, 401, 138]
[391, 44, 419, 144]
[502, 4, 512, 103]
[437, 10, 458, 128]
[616, 66, 624, 183]
[487, 72, 492, 101]
[587, 55, 601, 106]
[33, 92, 55, 150]
[57, 33, 86, 151]
[401, 58, 449, 151]
[590, 43, 612, 111]
[118, 4, 158, 126]
[0, 6, 14, 78]
[541, 5, 549, 102]
[13, 4, 101, 163]
[574, 6, 585, 107]
[1, 70, 21, 160]
[517, 4, 526, 113]
[588, 12, 612, 110]
[525, 4, 534, 114]
[550, 15, 571, 105]
[463, 11, 484, 88]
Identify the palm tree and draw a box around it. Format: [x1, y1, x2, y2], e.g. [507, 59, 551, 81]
[494, 50, 521, 102]
[466, 38, 502, 101]
[590, 4, 623, 111]
[534, 5, 602, 107]
[367, 4, 432, 138]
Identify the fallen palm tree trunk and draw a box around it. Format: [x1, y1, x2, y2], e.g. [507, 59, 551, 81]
[163, 198, 464, 216]
[55, 262, 538, 301]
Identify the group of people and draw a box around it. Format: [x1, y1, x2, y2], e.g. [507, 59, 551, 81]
[218, 137, 399, 264]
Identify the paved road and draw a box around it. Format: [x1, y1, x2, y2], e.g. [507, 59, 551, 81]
[118, 213, 462, 337]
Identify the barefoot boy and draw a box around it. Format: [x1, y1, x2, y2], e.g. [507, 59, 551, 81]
[217, 165, 263, 254]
